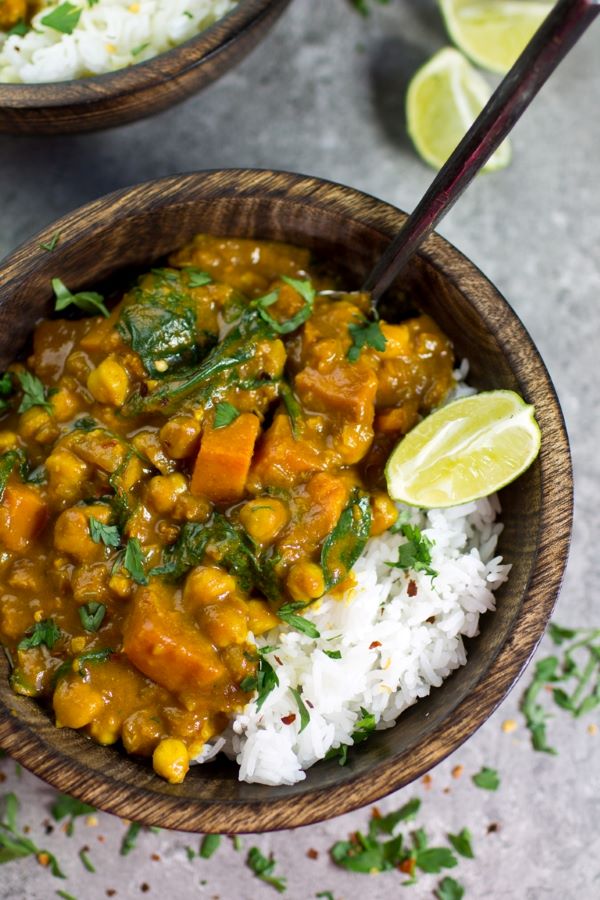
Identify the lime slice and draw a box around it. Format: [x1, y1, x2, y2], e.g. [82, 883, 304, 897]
[439, 0, 553, 75]
[385, 390, 541, 508]
[406, 47, 511, 172]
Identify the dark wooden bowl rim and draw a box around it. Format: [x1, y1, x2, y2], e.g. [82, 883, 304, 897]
[0, 170, 573, 833]
[0, 0, 273, 104]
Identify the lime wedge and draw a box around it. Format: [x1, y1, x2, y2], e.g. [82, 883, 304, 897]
[439, 0, 553, 74]
[406, 48, 511, 172]
[385, 390, 541, 508]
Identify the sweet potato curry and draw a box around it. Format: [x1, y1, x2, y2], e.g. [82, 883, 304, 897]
[0, 236, 454, 783]
[0, 0, 38, 31]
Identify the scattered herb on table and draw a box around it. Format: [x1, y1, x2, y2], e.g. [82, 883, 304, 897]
[386, 523, 437, 577]
[520, 623, 600, 753]
[40, 232, 61, 252]
[199, 834, 221, 859]
[78, 846, 95, 873]
[436, 876, 466, 900]
[246, 846, 287, 893]
[349, 0, 391, 15]
[50, 794, 95, 837]
[447, 828, 474, 859]
[120, 821, 142, 856]
[472, 767, 500, 791]
[0, 792, 65, 877]
[52, 278, 110, 318]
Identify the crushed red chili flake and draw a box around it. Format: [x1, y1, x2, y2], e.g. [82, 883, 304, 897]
[451, 764, 464, 779]
[281, 713, 296, 726]
[487, 823, 500, 834]
[0, 772, 6, 783]
[274, 656, 283, 666]
[371, 807, 382, 820]
[306, 699, 314, 709]
[422, 774, 433, 789]
[23, 825, 30, 834]
[106, 891, 117, 898]
[306, 848, 319, 860]
[97, 835, 106, 843]
[140, 885, 150, 894]
[150, 853, 161, 862]
[369, 641, 381, 650]
[407, 579, 417, 597]
[399, 857, 416, 876]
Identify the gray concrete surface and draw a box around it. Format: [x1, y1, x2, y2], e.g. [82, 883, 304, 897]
[1, 1, 599, 897]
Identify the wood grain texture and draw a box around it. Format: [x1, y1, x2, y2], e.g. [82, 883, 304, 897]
[0, 171, 573, 832]
[0, 0, 291, 135]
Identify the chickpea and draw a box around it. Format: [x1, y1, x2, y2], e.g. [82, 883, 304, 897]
[88, 716, 121, 746]
[54, 506, 110, 564]
[46, 447, 90, 505]
[198, 601, 249, 648]
[86, 356, 130, 407]
[370, 492, 399, 536]
[0, 431, 18, 452]
[53, 679, 104, 729]
[246, 599, 280, 636]
[146, 473, 188, 516]
[152, 738, 189, 784]
[172, 493, 212, 523]
[160, 416, 201, 459]
[109, 572, 133, 599]
[239, 498, 289, 546]
[286, 561, 325, 602]
[19, 407, 59, 445]
[50, 387, 81, 423]
[183, 566, 236, 609]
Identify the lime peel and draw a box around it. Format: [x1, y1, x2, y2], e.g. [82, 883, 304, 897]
[385, 389, 541, 509]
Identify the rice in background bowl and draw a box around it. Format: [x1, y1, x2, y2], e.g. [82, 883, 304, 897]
[0, 0, 238, 83]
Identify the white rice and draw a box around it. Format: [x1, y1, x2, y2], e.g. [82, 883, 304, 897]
[0, 0, 238, 84]
[189, 366, 512, 786]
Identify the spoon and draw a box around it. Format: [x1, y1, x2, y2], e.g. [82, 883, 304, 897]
[357, 0, 600, 304]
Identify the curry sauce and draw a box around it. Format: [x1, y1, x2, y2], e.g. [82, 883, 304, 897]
[0, 235, 454, 782]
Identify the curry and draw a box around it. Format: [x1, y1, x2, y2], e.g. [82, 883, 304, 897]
[0, 235, 454, 783]
[0, 0, 38, 31]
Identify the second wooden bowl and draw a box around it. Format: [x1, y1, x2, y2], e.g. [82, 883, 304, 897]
[0, 0, 291, 135]
[0, 170, 573, 832]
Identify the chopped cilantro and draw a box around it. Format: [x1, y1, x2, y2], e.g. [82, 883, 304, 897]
[41, 1, 82, 33]
[289, 687, 310, 732]
[78, 602, 106, 633]
[89, 517, 121, 549]
[246, 846, 287, 893]
[278, 602, 320, 638]
[123, 538, 148, 585]
[52, 278, 110, 318]
[199, 834, 221, 858]
[386, 523, 437, 577]
[256, 654, 279, 711]
[120, 822, 142, 856]
[18, 618, 60, 651]
[447, 828, 474, 859]
[185, 267, 212, 288]
[40, 232, 61, 252]
[472, 767, 500, 791]
[51, 794, 95, 837]
[347, 316, 386, 362]
[323, 649, 342, 660]
[436, 877, 465, 900]
[78, 846, 95, 872]
[0, 792, 65, 877]
[17, 370, 52, 414]
[213, 401, 240, 429]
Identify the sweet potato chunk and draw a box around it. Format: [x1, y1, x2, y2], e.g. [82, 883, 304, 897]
[0, 485, 47, 552]
[277, 472, 351, 564]
[191, 412, 260, 504]
[249, 413, 323, 489]
[123, 585, 225, 693]
[295, 363, 377, 425]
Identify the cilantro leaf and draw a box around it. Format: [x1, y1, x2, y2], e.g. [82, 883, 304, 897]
[51, 794, 95, 837]
[386, 523, 437, 577]
[246, 846, 287, 893]
[213, 402, 240, 429]
[41, 2, 82, 34]
[347, 316, 387, 362]
[0, 792, 65, 877]
[323, 649, 341, 660]
[256, 655, 279, 710]
[89, 517, 121, 549]
[18, 618, 60, 651]
[120, 822, 142, 856]
[289, 687, 310, 732]
[0, 449, 27, 501]
[185, 268, 212, 288]
[78, 602, 106, 633]
[123, 538, 148, 585]
[370, 798, 421, 835]
[17, 371, 52, 414]
[436, 877, 465, 900]
[321, 491, 372, 591]
[52, 278, 109, 318]
[415, 847, 458, 874]
[278, 602, 320, 638]
[447, 827, 474, 859]
[199, 834, 221, 858]
[40, 232, 61, 252]
[253, 277, 315, 334]
[472, 766, 500, 791]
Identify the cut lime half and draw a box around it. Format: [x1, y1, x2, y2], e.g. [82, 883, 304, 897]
[406, 47, 511, 172]
[439, 0, 553, 75]
[385, 390, 541, 508]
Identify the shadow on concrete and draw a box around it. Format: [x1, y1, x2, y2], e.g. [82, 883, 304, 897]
[368, 35, 430, 152]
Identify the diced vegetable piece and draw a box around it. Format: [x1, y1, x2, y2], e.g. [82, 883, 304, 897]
[191, 412, 260, 504]
[152, 738, 189, 784]
[0, 484, 48, 552]
[246, 599, 280, 636]
[123, 585, 226, 692]
[250, 413, 323, 489]
[53, 505, 111, 564]
[197, 600, 249, 648]
[87, 356, 130, 407]
[277, 472, 351, 564]
[286, 561, 325, 602]
[53, 679, 105, 729]
[295, 363, 377, 424]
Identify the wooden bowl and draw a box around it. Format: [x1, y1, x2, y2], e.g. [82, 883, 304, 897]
[0, 170, 573, 832]
[0, 0, 290, 135]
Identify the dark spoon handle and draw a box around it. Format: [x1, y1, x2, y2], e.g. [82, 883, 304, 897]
[364, 0, 600, 302]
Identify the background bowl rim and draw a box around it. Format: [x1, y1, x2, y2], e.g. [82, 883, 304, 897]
[0, 169, 574, 832]
[0, 0, 278, 104]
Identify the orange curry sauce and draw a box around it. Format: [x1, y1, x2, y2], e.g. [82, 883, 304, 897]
[0, 236, 454, 782]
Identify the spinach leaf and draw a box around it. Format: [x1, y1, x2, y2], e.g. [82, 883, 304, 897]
[151, 523, 211, 580]
[0, 372, 14, 413]
[321, 491, 372, 591]
[0, 449, 28, 502]
[278, 602, 320, 638]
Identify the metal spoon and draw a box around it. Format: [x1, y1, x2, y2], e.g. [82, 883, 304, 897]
[327, 0, 600, 306]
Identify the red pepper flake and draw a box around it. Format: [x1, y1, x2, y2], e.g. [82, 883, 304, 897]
[281, 713, 296, 726]
[407, 579, 417, 597]
[274, 656, 283, 666]
[150, 853, 160, 862]
[306, 848, 319, 860]
[140, 885, 150, 894]
[106, 891, 117, 898]
[369, 641, 381, 650]
[426, 615, 436, 624]
[399, 857, 416, 876]
[0, 772, 6, 783]
[487, 822, 500, 834]
[443, 787, 451, 795]
[422, 774, 433, 789]
[306, 699, 314, 709]
[451, 764, 464, 779]
[23, 825, 30, 834]
[37, 852, 50, 868]
[371, 807, 382, 820]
